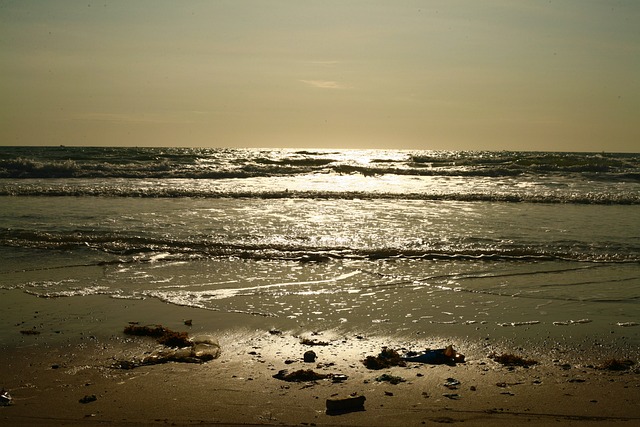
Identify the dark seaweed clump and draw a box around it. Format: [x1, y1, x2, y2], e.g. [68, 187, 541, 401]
[300, 338, 330, 346]
[273, 369, 329, 382]
[489, 352, 538, 367]
[124, 324, 191, 348]
[363, 347, 406, 370]
[598, 358, 635, 371]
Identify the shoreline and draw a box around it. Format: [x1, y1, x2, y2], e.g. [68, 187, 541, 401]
[1, 289, 639, 426]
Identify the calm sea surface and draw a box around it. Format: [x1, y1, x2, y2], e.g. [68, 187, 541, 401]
[1, 147, 639, 349]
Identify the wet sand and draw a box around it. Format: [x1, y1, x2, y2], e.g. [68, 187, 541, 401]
[1, 289, 639, 426]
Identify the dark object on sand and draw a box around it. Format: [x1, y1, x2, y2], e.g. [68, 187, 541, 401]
[331, 374, 348, 383]
[326, 395, 366, 414]
[124, 324, 167, 338]
[375, 373, 406, 385]
[300, 338, 330, 346]
[489, 352, 538, 367]
[598, 358, 635, 371]
[19, 329, 40, 335]
[273, 369, 329, 382]
[363, 347, 406, 370]
[402, 345, 465, 365]
[114, 332, 220, 369]
[79, 395, 97, 404]
[444, 377, 461, 389]
[123, 324, 191, 348]
[157, 331, 191, 348]
[303, 350, 317, 363]
[0, 389, 12, 406]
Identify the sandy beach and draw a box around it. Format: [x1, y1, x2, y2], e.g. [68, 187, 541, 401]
[1, 289, 638, 426]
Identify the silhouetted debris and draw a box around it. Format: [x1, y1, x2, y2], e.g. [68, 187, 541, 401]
[331, 374, 348, 383]
[123, 324, 191, 348]
[183, 319, 192, 326]
[19, 329, 40, 335]
[124, 324, 167, 338]
[598, 358, 635, 371]
[79, 395, 97, 404]
[300, 338, 330, 346]
[303, 350, 317, 363]
[0, 389, 12, 406]
[273, 369, 329, 382]
[489, 352, 538, 367]
[402, 345, 465, 365]
[326, 395, 366, 414]
[443, 393, 460, 400]
[363, 347, 406, 370]
[375, 373, 405, 385]
[444, 378, 460, 389]
[157, 330, 191, 348]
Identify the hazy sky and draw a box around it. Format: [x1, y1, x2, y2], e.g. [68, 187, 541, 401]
[1, 1, 639, 151]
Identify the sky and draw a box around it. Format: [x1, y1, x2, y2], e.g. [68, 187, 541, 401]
[1, 0, 639, 152]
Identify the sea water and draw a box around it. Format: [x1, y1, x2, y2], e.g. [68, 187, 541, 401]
[1, 147, 639, 353]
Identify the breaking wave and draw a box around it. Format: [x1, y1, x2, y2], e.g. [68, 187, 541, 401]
[0, 227, 636, 263]
[0, 185, 638, 204]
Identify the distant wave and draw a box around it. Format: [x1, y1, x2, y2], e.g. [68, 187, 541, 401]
[1, 186, 638, 204]
[1, 161, 638, 181]
[2, 147, 638, 205]
[1, 147, 638, 182]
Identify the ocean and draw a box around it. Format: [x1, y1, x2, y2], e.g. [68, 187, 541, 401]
[1, 147, 639, 354]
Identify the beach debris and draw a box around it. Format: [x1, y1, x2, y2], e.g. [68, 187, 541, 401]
[123, 324, 191, 348]
[183, 319, 192, 326]
[0, 389, 12, 406]
[269, 329, 283, 335]
[326, 394, 366, 414]
[303, 350, 317, 363]
[79, 395, 97, 404]
[300, 337, 330, 346]
[19, 329, 40, 335]
[489, 352, 538, 367]
[114, 333, 220, 369]
[442, 393, 460, 400]
[402, 345, 465, 365]
[331, 374, 348, 383]
[272, 369, 329, 382]
[597, 358, 635, 371]
[616, 322, 639, 327]
[363, 347, 406, 370]
[375, 373, 405, 385]
[444, 378, 460, 390]
[191, 335, 222, 359]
